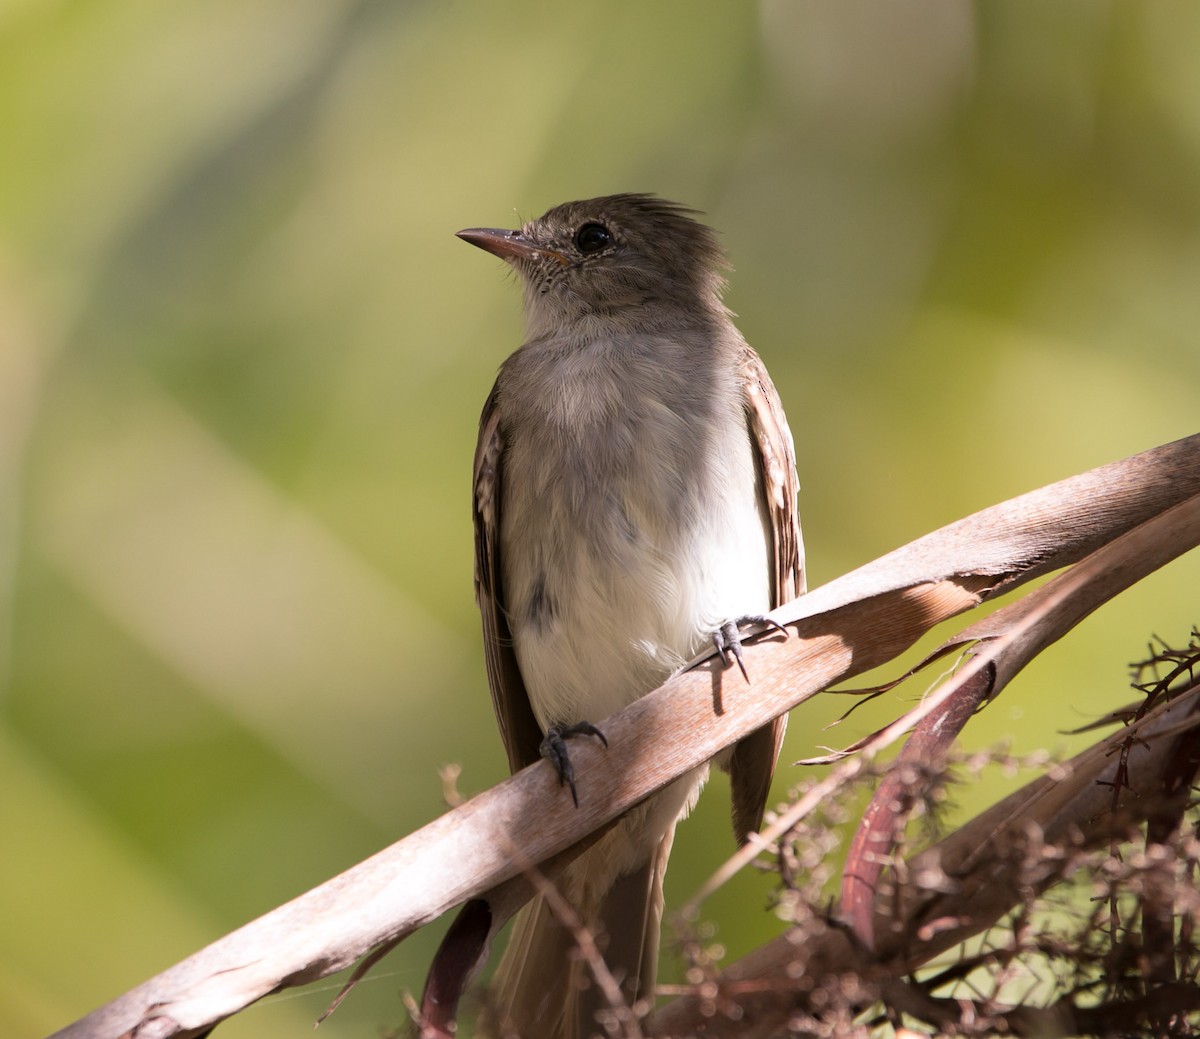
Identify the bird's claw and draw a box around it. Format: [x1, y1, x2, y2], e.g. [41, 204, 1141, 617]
[540, 721, 608, 807]
[712, 614, 788, 683]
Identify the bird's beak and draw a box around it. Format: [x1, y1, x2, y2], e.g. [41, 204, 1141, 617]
[456, 227, 568, 265]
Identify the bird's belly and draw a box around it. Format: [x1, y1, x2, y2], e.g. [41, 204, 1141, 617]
[506, 480, 772, 732]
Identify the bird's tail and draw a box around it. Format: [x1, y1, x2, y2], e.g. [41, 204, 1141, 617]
[484, 829, 674, 1039]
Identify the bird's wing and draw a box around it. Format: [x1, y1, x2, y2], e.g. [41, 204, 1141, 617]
[474, 383, 544, 774]
[727, 345, 806, 842]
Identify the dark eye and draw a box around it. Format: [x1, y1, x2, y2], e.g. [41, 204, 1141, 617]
[574, 222, 613, 254]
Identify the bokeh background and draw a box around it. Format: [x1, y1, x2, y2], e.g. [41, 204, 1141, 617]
[4, 2, 1199, 1036]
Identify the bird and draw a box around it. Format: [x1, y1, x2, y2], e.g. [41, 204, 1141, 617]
[459, 193, 804, 1038]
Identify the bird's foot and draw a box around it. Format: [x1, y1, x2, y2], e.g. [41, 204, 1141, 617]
[540, 721, 608, 807]
[712, 615, 789, 682]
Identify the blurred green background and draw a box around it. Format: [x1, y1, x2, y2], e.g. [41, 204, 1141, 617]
[3, 2, 1199, 1036]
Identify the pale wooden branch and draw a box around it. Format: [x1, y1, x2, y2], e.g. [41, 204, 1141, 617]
[49, 433, 1200, 1039]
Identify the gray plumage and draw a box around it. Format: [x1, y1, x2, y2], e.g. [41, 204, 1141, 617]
[462, 194, 804, 1038]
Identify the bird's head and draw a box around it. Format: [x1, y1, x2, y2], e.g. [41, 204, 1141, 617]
[457, 194, 729, 337]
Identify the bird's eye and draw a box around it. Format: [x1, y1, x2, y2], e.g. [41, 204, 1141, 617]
[574, 223, 613, 254]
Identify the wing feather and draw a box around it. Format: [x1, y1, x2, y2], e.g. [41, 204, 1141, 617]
[727, 346, 805, 841]
[474, 384, 544, 774]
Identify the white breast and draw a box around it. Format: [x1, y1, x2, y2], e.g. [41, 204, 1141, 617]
[499, 334, 771, 731]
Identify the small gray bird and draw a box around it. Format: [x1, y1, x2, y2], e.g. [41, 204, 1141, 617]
[460, 194, 803, 1038]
